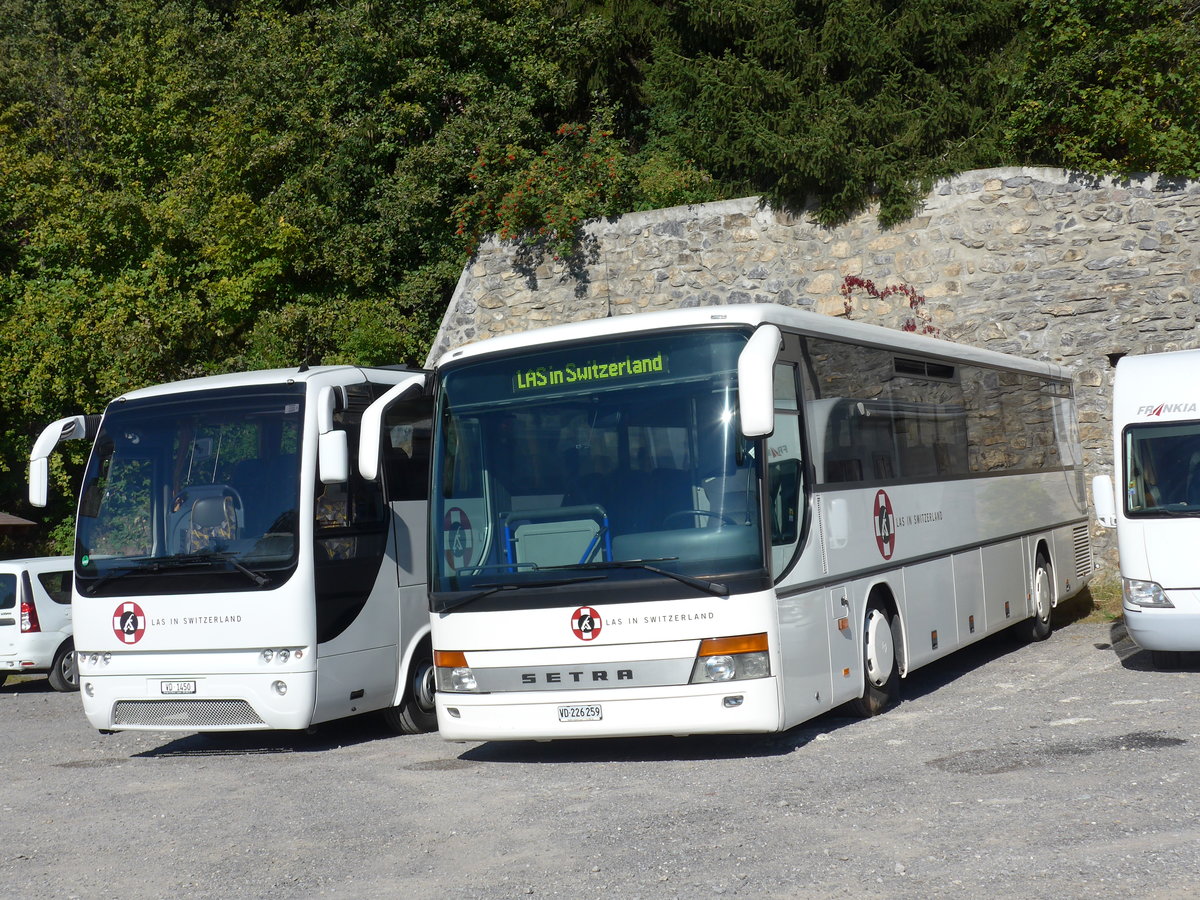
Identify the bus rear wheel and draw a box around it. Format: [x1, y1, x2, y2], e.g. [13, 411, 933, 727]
[852, 599, 899, 717]
[383, 646, 437, 734]
[1019, 553, 1054, 642]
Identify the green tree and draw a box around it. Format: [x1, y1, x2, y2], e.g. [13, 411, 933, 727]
[1002, 0, 1200, 176]
[0, 0, 619, 551]
[631, 0, 1024, 225]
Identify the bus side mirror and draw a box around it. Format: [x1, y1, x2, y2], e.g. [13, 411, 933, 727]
[316, 386, 349, 484]
[1092, 474, 1117, 528]
[738, 324, 782, 438]
[28, 414, 93, 508]
[359, 373, 429, 482]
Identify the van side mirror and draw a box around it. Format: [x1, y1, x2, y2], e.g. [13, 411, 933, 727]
[738, 324, 782, 438]
[1092, 474, 1117, 528]
[316, 386, 349, 484]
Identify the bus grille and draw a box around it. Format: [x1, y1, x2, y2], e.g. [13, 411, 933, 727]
[1072, 524, 1093, 581]
[112, 699, 265, 729]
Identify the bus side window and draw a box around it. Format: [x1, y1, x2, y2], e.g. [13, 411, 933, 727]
[382, 396, 433, 503]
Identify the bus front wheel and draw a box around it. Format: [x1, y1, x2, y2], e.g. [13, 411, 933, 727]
[383, 646, 437, 734]
[852, 599, 899, 717]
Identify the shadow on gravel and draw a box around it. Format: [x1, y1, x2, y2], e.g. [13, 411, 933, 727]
[456, 721, 855, 765]
[132, 711, 400, 758]
[0, 675, 54, 694]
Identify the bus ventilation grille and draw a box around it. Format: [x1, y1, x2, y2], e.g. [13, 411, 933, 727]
[1072, 524, 1093, 581]
[112, 699, 265, 729]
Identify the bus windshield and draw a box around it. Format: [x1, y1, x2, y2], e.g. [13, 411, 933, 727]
[430, 330, 766, 608]
[1123, 421, 1200, 516]
[75, 384, 305, 596]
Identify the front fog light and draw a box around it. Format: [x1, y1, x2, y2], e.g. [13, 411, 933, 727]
[433, 650, 478, 692]
[1124, 578, 1174, 609]
[272, 680, 288, 696]
[690, 633, 772, 684]
[704, 655, 737, 682]
[434, 666, 478, 692]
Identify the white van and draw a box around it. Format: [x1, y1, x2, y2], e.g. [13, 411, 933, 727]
[0, 556, 76, 691]
[1093, 349, 1200, 667]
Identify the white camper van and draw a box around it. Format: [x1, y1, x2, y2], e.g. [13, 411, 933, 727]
[1094, 349, 1200, 667]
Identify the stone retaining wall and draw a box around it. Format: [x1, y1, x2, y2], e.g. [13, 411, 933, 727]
[429, 167, 1200, 571]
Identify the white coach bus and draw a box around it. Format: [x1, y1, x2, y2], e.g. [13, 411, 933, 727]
[1093, 350, 1200, 668]
[390, 303, 1093, 741]
[29, 365, 436, 733]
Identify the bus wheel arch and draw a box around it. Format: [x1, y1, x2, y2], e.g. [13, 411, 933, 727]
[851, 586, 901, 717]
[383, 635, 437, 735]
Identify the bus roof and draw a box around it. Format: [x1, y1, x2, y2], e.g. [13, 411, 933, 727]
[111, 365, 424, 403]
[435, 303, 1071, 380]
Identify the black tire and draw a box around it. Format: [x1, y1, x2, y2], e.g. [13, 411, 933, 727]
[0, 673, 7, 689]
[382, 644, 437, 734]
[1019, 552, 1054, 642]
[851, 598, 900, 717]
[48, 641, 79, 693]
[1151, 649, 1182, 670]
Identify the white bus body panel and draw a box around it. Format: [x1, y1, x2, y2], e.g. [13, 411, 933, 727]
[431, 304, 1092, 740]
[1110, 350, 1200, 651]
[434, 591, 783, 740]
[69, 366, 431, 732]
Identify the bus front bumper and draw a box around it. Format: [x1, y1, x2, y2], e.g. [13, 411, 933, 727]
[435, 677, 782, 742]
[78, 670, 317, 732]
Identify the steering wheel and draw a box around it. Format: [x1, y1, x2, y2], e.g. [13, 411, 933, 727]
[662, 509, 738, 528]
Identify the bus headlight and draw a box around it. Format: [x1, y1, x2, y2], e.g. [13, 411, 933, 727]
[434, 650, 479, 692]
[689, 633, 771, 684]
[1124, 579, 1174, 609]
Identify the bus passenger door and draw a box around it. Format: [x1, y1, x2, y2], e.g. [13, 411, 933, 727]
[826, 584, 860, 708]
[380, 397, 433, 674]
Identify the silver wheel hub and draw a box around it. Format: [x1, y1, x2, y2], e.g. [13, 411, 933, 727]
[864, 609, 895, 687]
[415, 662, 436, 713]
[1034, 566, 1051, 621]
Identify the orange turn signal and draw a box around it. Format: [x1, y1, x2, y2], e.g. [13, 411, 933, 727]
[697, 633, 768, 657]
[434, 650, 468, 668]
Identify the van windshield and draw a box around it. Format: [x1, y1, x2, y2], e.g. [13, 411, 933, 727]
[75, 385, 305, 596]
[1123, 421, 1200, 516]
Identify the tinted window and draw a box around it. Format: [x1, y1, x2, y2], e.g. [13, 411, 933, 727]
[37, 570, 72, 605]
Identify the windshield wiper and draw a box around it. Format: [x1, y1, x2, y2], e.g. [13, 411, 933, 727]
[439, 575, 606, 613]
[565, 559, 729, 597]
[82, 552, 269, 592]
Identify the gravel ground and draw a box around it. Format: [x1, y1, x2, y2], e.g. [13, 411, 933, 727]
[1, 618, 1198, 900]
